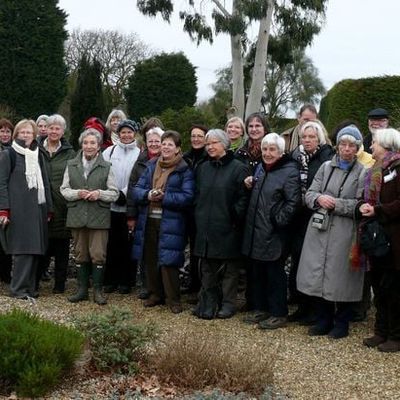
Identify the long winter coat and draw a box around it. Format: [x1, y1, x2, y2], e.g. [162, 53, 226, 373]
[0, 141, 52, 254]
[373, 158, 400, 270]
[194, 151, 249, 259]
[42, 138, 76, 239]
[242, 154, 301, 261]
[297, 155, 367, 302]
[131, 157, 194, 268]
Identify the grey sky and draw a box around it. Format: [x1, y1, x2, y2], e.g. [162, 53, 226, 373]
[59, 0, 400, 105]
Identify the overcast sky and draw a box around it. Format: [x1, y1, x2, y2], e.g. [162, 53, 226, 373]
[58, 0, 400, 104]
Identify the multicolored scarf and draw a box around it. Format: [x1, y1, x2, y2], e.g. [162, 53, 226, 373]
[297, 145, 320, 203]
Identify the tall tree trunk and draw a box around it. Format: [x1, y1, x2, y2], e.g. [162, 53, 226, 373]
[245, 0, 274, 119]
[230, 32, 245, 118]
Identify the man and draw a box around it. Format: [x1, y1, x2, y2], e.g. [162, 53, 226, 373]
[281, 104, 318, 152]
[363, 108, 390, 154]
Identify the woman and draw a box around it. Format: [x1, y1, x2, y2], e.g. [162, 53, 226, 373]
[0, 118, 13, 149]
[102, 119, 140, 294]
[84, 117, 113, 150]
[296, 125, 367, 339]
[105, 109, 127, 145]
[36, 114, 49, 142]
[127, 126, 164, 299]
[132, 131, 194, 314]
[288, 121, 335, 323]
[40, 114, 76, 293]
[0, 119, 52, 300]
[242, 133, 301, 329]
[236, 112, 270, 173]
[360, 128, 400, 352]
[60, 128, 119, 305]
[225, 117, 245, 152]
[193, 129, 249, 319]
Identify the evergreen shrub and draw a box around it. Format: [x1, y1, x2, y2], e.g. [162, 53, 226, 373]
[0, 309, 84, 398]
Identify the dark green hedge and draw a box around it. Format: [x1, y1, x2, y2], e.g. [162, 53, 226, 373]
[319, 75, 400, 137]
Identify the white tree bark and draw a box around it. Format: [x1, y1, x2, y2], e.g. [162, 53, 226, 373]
[245, 0, 274, 119]
[230, 32, 245, 118]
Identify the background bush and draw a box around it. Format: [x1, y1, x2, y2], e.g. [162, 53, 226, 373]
[73, 307, 156, 374]
[0, 309, 84, 398]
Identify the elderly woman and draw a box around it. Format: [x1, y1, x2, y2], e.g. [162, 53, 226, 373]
[225, 117, 245, 152]
[360, 128, 400, 352]
[132, 131, 194, 314]
[193, 129, 249, 319]
[102, 119, 140, 294]
[288, 121, 335, 322]
[236, 112, 270, 173]
[40, 114, 76, 293]
[60, 128, 119, 305]
[36, 114, 49, 142]
[242, 133, 301, 329]
[105, 109, 127, 145]
[296, 125, 367, 339]
[127, 126, 164, 299]
[0, 118, 13, 149]
[0, 119, 52, 300]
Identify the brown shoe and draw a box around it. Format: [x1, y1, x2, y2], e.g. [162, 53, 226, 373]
[259, 316, 287, 330]
[143, 297, 163, 307]
[170, 304, 183, 314]
[363, 335, 386, 348]
[378, 340, 400, 353]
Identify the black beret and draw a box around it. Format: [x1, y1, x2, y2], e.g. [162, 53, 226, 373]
[367, 108, 389, 119]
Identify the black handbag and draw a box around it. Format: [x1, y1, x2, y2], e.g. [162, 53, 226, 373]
[359, 219, 391, 258]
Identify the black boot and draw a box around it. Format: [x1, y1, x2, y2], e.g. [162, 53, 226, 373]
[92, 265, 107, 305]
[68, 264, 90, 302]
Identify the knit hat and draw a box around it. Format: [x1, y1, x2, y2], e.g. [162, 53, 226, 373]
[336, 125, 362, 146]
[84, 117, 106, 135]
[117, 119, 140, 134]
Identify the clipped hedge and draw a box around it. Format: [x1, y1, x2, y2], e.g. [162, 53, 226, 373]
[319, 75, 400, 136]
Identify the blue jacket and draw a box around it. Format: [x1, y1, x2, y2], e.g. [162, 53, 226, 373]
[131, 157, 194, 268]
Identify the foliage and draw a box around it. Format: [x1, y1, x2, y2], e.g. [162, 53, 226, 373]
[0, 0, 67, 119]
[73, 307, 156, 374]
[69, 56, 106, 149]
[0, 309, 84, 398]
[158, 106, 218, 151]
[125, 52, 197, 120]
[65, 29, 152, 108]
[319, 75, 400, 135]
[150, 329, 274, 395]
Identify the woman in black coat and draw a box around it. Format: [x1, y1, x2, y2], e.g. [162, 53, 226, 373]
[193, 129, 249, 320]
[242, 133, 301, 330]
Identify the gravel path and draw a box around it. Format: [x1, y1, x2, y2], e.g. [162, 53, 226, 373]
[0, 280, 399, 399]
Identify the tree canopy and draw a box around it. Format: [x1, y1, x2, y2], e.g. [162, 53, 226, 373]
[125, 52, 197, 120]
[0, 0, 68, 119]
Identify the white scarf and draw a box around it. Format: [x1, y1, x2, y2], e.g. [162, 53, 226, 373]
[111, 131, 120, 145]
[12, 141, 46, 204]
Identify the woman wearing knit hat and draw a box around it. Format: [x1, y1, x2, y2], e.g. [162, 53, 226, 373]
[296, 124, 367, 339]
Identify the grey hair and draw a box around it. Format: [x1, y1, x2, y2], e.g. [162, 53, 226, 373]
[337, 134, 361, 149]
[106, 109, 127, 130]
[300, 121, 327, 145]
[146, 127, 164, 139]
[261, 133, 285, 154]
[47, 114, 66, 131]
[78, 128, 103, 146]
[205, 129, 230, 150]
[374, 128, 400, 151]
[36, 114, 49, 125]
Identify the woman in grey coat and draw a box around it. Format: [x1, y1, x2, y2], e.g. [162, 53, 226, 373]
[296, 125, 367, 339]
[0, 119, 52, 300]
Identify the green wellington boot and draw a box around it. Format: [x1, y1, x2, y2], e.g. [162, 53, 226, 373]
[68, 263, 90, 303]
[92, 265, 107, 305]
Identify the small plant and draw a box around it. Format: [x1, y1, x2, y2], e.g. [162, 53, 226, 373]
[0, 309, 84, 398]
[74, 307, 156, 373]
[150, 329, 275, 395]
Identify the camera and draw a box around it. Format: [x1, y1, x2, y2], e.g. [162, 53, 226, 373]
[311, 208, 329, 231]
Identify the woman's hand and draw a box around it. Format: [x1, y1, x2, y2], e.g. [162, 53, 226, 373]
[78, 190, 90, 199]
[86, 190, 100, 201]
[244, 176, 254, 189]
[317, 194, 336, 210]
[0, 215, 9, 227]
[148, 189, 164, 201]
[360, 203, 375, 217]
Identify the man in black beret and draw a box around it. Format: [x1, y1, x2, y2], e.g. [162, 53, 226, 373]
[363, 108, 390, 154]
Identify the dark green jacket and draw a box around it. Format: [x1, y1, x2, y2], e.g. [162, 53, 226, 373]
[194, 151, 249, 259]
[42, 138, 76, 238]
[64, 152, 116, 229]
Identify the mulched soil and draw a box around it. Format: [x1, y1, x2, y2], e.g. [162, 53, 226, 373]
[0, 279, 399, 399]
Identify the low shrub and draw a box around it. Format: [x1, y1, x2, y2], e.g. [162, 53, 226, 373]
[0, 309, 84, 398]
[149, 329, 275, 395]
[73, 307, 156, 374]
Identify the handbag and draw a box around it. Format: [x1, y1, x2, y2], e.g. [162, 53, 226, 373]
[359, 219, 391, 258]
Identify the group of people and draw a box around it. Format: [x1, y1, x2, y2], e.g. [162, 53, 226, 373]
[0, 105, 399, 353]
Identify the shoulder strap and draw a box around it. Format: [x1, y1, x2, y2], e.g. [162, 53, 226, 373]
[109, 145, 117, 159]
